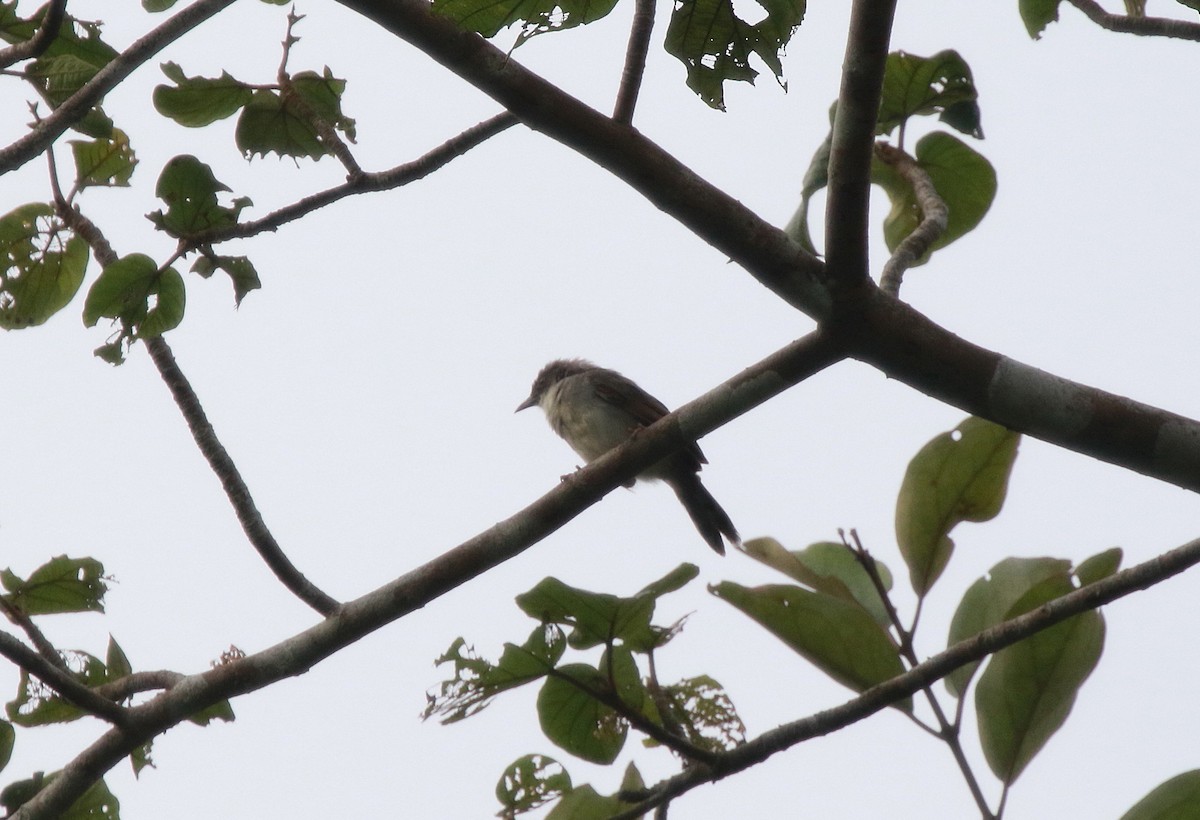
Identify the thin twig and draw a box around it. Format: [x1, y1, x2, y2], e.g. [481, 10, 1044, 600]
[0, 0, 238, 177]
[0, 0, 67, 69]
[823, 0, 898, 289]
[843, 530, 993, 818]
[612, 0, 656, 125]
[1064, 0, 1200, 39]
[145, 338, 342, 616]
[0, 598, 70, 673]
[0, 632, 127, 725]
[182, 112, 517, 246]
[95, 670, 185, 702]
[875, 142, 948, 296]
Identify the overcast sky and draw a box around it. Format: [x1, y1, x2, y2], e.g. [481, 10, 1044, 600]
[3, 0, 1199, 817]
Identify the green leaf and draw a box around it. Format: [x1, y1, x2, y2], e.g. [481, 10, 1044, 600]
[192, 255, 261, 307]
[1, 555, 107, 615]
[82, 254, 185, 338]
[186, 699, 236, 726]
[895, 416, 1020, 596]
[144, 0, 179, 10]
[664, 0, 806, 110]
[878, 50, 982, 139]
[69, 129, 137, 188]
[1120, 770, 1200, 820]
[1075, 547, 1123, 587]
[433, 0, 619, 41]
[516, 564, 698, 652]
[945, 556, 1072, 698]
[1019, 0, 1062, 38]
[660, 674, 745, 753]
[105, 636, 131, 681]
[782, 117, 832, 255]
[153, 62, 253, 127]
[712, 582, 909, 710]
[0, 720, 13, 773]
[148, 155, 251, 237]
[425, 627, 567, 723]
[496, 754, 571, 816]
[233, 70, 355, 161]
[130, 740, 155, 777]
[546, 784, 635, 820]
[538, 664, 627, 764]
[875, 131, 997, 262]
[741, 538, 893, 626]
[0, 203, 89, 329]
[976, 575, 1105, 784]
[0, 771, 120, 819]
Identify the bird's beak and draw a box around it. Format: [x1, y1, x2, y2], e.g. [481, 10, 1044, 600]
[515, 395, 537, 413]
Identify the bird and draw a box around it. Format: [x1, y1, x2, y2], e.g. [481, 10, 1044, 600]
[516, 358, 739, 555]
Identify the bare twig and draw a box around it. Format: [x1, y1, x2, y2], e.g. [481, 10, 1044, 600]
[145, 338, 342, 616]
[0, 0, 67, 69]
[0, 632, 127, 725]
[184, 112, 518, 245]
[843, 530, 994, 818]
[875, 142, 948, 296]
[609, 532, 1200, 818]
[95, 670, 185, 702]
[612, 0, 656, 125]
[823, 0, 898, 289]
[1064, 0, 1200, 39]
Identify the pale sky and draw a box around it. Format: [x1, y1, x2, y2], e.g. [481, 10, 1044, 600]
[2, 0, 1199, 817]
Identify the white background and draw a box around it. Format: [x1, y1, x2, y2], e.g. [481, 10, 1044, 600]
[2, 0, 1199, 817]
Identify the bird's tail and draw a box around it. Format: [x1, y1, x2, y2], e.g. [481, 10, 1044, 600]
[668, 473, 739, 555]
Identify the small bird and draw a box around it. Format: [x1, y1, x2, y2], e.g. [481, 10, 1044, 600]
[516, 358, 739, 555]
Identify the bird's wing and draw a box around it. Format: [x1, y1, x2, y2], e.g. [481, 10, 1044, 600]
[592, 370, 708, 467]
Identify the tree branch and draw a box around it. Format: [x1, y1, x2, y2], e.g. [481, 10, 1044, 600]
[612, 0, 656, 125]
[0, 0, 237, 177]
[185, 112, 518, 245]
[609, 533, 1200, 818]
[336, 0, 831, 319]
[1064, 0, 1200, 40]
[145, 338, 342, 616]
[875, 142, 948, 295]
[0, 632, 127, 725]
[0, 0, 67, 69]
[823, 0, 897, 290]
[11, 332, 844, 819]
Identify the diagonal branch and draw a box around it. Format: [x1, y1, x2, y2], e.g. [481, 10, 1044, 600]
[609, 532, 1200, 818]
[0, 0, 237, 177]
[1064, 0, 1200, 39]
[823, 0, 897, 290]
[337, 0, 831, 319]
[11, 332, 844, 819]
[0, 632, 127, 725]
[146, 338, 342, 616]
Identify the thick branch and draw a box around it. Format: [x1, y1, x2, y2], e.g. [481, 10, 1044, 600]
[336, 0, 830, 319]
[0, 0, 67, 69]
[842, 291, 1200, 492]
[145, 338, 341, 616]
[1065, 0, 1200, 39]
[823, 0, 897, 289]
[610, 533, 1200, 817]
[12, 333, 843, 819]
[0, 0, 236, 177]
